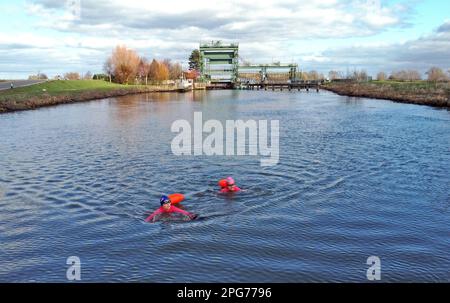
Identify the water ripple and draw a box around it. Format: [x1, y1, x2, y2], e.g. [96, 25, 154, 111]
[0, 91, 449, 282]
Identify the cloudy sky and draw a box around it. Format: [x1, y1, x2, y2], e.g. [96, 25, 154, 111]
[0, 0, 449, 79]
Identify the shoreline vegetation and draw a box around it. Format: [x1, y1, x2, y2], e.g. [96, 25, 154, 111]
[0, 80, 180, 113]
[0, 44, 193, 113]
[2, 44, 449, 112]
[323, 80, 450, 108]
[1, 79, 450, 113]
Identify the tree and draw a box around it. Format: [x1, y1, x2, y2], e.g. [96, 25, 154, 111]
[138, 57, 151, 85]
[188, 49, 201, 71]
[170, 62, 183, 80]
[28, 73, 48, 80]
[103, 58, 113, 82]
[83, 71, 93, 80]
[426, 67, 448, 82]
[64, 72, 80, 80]
[390, 70, 421, 81]
[148, 59, 169, 82]
[377, 72, 387, 81]
[307, 70, 320, 81]
[328, 70, 342, 81]
[148, 59, 158, 82]
[408, 70, 422, 81]
[298, 72, 309, 81]
[350, 70, 368, 82]
[107, 45, 141, 84]
[162, 59, 183, 80]
[93, 74, 108, 81]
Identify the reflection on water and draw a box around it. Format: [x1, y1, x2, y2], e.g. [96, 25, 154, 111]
[0, 90, 449, 282]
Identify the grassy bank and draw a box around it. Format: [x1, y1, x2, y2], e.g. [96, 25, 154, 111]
[0, 80, 178, 113]
[323, 80, 450, 108]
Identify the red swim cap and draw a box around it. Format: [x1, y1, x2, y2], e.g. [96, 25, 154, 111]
[226, 177, 235, 185]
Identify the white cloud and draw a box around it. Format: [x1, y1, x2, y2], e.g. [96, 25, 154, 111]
[299, 21, 450, 76]
[4, 0, 447, 79]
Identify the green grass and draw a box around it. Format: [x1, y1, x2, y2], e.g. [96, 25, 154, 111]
[370, 80, 449, 90]
[0, 80, 144, 102]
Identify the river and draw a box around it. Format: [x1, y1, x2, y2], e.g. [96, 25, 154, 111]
[0, 90, 449, 282]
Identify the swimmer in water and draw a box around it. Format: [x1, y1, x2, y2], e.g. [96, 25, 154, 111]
[145, 195, 197, 223]
[219, 177, 241, 193]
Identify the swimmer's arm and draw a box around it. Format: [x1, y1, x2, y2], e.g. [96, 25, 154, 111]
[145, 209, 163, 222]
[172, 207, 198, 220]
[171, 206, 192, 217]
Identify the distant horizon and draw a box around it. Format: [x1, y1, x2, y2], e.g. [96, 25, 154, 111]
[1, 0, 449, 79]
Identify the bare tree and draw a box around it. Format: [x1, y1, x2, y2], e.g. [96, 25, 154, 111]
[107, 45, 141, 84]
[350, 70, 368, 82]
[377, 72, 387, 81]
[297, 72, 308, 81]
[170, 62, 183, 80]
[162, 59, 183, 80]
[408, 70, 422, 81]
[307, 70, 320, 81]
[103, 58, 113, 82]
[28, 73, 48, 80]
[83, 71, 93, 80]
[64, 72, 80, 80]
[390, 70, 422, 81]
[390, 71, 404, 81]
[138, 57, 151, 85]
[328, 70, 341, 81]
[426, 67, 448, 82]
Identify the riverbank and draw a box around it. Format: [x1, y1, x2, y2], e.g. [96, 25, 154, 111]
[0, 80, 179, 113]
[323, 81, 450, 108]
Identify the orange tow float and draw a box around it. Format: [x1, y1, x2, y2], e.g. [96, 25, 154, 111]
[168, 193, 185, 204]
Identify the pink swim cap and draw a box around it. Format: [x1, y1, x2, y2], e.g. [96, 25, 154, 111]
[226, 177, 235, 185]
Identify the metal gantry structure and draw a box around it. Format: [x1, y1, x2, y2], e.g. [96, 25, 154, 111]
[199, 41, 299, 87]
[199, 41, 239, 86]
[238, 63, 298, 83]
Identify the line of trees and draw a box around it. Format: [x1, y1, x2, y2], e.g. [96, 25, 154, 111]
[324, 67, 450, 82]
[104, 45, 183, 85]
[28, 73, 48, 80]
[299, 71, 325, 81]
[377, 67, 449, 82]
[59, 72, 93, 80]
[425, 67, 449, 82]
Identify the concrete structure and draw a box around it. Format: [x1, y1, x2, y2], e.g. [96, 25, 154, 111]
[199, 41, 239, 86]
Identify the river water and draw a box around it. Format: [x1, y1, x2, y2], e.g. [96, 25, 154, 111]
[0, 90, 449, 282]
